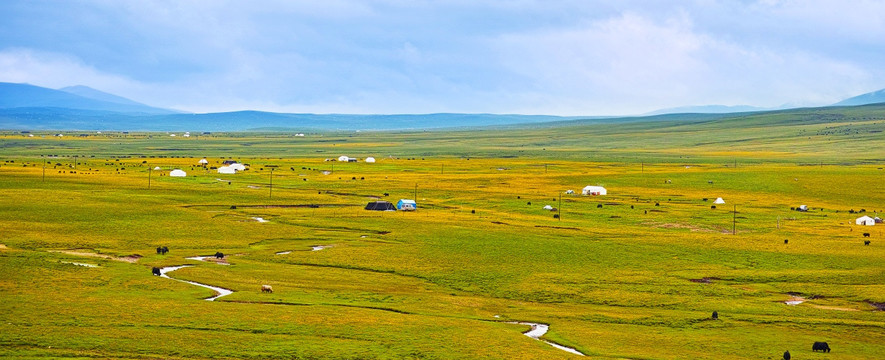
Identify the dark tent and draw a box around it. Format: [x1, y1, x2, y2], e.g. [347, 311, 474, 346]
[365, 201, 396, 211]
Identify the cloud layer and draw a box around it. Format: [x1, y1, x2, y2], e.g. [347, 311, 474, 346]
[1, 0, 883, 114]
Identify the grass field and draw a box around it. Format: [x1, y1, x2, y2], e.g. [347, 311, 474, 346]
[1, 109, 884, 359]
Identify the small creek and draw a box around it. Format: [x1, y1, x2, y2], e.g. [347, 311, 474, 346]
[276, 245, 329, 255]
[63, 261, 98, 268]
[186, 256, 230, 265]
[784, 295, 806, 305]
[159, 265, 233, 301]
[508, 322, 585, 356]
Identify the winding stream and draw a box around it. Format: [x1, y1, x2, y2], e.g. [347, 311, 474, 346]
[508, 322, 585, 356]
[159, 265, 233, 301]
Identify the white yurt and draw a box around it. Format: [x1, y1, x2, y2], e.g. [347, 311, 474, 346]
[713, 197, 726, 204]
[153, 166, 162, 170]
[198, 158, 208, 164]
[365, 157, 376, 163]
[856, 215, 875, 226]
[169, 169, 187, 177]
[338, 155, 350, 162]
[217, 166, 236, 174]
[230, 163, 246, 171]
[582, 186, 607, 196]
[542, 205, 554, 210]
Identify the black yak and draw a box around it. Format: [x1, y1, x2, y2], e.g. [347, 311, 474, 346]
[812, 342, 830, 353]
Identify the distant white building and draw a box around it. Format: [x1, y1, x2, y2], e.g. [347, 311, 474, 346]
[856, 215, 875, 226]
[365, 157, 376, 163]
[217, 166, 236, 174]
[582, 186, 607, 196]
[338, 155, 350, 162]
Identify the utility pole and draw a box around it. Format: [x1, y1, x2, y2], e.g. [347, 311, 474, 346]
[733, 204, 736, 235]
[558, 192, 562, 221]
[641, 161, 644, 173]
[269, 168, 274, 199]
[545, 164, 548, 174]
[414, 183, 418, 201]
[441, 164, 444, 174]
[148, 167, 152, 189]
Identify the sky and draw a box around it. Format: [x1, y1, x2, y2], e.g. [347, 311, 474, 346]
[1, 0, 884, 115]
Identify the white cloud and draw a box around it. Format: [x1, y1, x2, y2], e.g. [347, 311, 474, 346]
[491, 11, 874, 114]
[0, 48, 149, 95]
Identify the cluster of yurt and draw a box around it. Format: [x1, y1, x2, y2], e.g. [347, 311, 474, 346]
[218, 162, 247, 174]
[336, 156, 377, 163]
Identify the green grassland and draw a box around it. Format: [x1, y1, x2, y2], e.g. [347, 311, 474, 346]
[1, 107, 885, 359]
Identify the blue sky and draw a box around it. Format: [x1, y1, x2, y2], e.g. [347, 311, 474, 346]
[1, 0, 884, 115]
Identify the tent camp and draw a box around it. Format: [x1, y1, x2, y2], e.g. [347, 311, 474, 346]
[338, 155, 350, 162]
[198, 158, 208, 164]
[365, 157, 376, 163]
[397, 199, 416, 211]
[169, 169, 187, 177]
[714, 198, 726, 204]
[856, 215, 875, 226]
[230, 163, 246, 171]
[365, 201, 396, 211]
[217, 166, 236, 174]
[582, 186, 607, 195]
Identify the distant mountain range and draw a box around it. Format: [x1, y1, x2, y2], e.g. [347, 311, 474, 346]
[833, 88, 885, 106]
[0, 83, 178, 115]
[1, 82, 884, 131]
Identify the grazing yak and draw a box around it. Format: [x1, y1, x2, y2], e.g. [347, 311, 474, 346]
[812, 341, 830, 353]
[864, 240, 871, 245]
[863, 233, 871, 238]
[156, 246, 169, 255]
[783, 350, 790, 360]
[784, 239, 789, 244]
[151, 267, 161, 276]
[261, 285, 273, 293]
[711, 311, 718, 320]
[214, 252, 224, 259]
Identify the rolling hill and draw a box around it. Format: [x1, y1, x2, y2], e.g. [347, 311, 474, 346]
[833, 87, 885, 106]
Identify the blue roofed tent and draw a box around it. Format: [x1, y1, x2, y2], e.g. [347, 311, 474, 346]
[397, 199, 417, 211]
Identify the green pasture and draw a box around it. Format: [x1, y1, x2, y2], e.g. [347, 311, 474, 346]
[1, 111, 885, 359]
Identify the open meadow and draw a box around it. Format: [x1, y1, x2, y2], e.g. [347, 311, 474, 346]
[1, 109, 885, 359]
